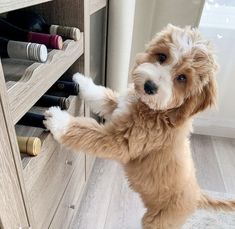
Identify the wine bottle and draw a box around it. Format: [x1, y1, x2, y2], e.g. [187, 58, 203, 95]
[18, 113, 46, 129]
[7, 10, 81, 41]
[17, 136, 41, 156]
[46, 81, 79, 97]
[0, 37, 47, 62]
[35, 95, 70, 110]
[0, 18, 63, 49]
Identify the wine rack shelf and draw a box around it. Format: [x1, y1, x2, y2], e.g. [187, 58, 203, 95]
[15, 95, 81, 170]
[3, 34, 83, 124]
[90, 0, 107, 15]
[15, 95, 85, 228]
[0, 0, 52, 14]
[0, 0, 107, 227]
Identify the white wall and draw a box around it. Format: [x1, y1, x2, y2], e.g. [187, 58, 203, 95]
[129, 0, 205, 69]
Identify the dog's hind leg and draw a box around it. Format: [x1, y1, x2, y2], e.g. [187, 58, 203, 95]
[73, 73, 119, 118]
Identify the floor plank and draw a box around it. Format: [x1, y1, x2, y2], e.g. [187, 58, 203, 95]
[72, 159, 119, 229]
[191, 134, 226, 192]
[212, 136, 235, 194]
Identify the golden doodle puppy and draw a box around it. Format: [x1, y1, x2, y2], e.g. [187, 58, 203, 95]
[44, 25, 235, 229]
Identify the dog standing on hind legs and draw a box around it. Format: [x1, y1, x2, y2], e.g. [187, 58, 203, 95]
[44, 24, 235, 229]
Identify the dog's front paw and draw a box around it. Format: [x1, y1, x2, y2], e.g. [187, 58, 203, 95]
[73, 73, 94, 99]
[44, 107, 71, 141]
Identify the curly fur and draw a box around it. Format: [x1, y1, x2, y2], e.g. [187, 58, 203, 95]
[44, 25, 235, 229]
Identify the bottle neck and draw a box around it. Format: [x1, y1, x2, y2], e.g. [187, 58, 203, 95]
[7, 40, 47, 62]
[35, 95, 70, 110]
[49, 25, 81, 41]
[48, 81, 79, 95]
[0, 36, 47, 62]
[0, 37, 9, 58]
[18, 113, 46, 129]
[17, 136, 41, 156]
[28, 32, 63, 49]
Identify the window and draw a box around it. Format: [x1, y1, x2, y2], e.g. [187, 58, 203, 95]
[195, 0, 235, 134]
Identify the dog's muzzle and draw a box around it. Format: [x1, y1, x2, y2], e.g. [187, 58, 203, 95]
[144, 80, 158, 95]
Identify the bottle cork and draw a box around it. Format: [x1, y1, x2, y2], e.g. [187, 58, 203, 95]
[50, 25, 81, 41]
[17, 136, 41, 156]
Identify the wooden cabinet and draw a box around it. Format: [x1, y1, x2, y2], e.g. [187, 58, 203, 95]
[0, 101, 29, 228]
[0, 0, 107, 228]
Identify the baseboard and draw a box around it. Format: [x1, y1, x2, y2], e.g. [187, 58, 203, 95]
[193, 117, 235, 138]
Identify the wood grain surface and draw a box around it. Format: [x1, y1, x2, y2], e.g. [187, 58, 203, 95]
[0, 0, 52, 14]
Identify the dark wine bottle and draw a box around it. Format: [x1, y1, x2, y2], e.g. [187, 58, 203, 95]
[7, 10, 81, 41]
[35, 95, 70, 110]
[0, 37, 47, 62]
[0, 18, 63, 49]
[46, 81, 79, 97]
[18, 113, 46, 129]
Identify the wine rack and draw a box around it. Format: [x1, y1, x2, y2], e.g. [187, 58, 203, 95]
[0, 0, 108, 228]
[0, 0, 52, 14]
[15, 96, 84, 229]
[4, 38, 83, 124]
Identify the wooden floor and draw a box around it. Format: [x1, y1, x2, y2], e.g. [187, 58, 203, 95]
[71, 134, 235, 229]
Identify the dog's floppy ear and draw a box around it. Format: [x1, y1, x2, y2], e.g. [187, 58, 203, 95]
[167, 76, 217, 127]
[190, 76, 217, 116]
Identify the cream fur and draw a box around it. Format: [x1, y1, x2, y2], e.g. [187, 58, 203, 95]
[44, 25, 235, 229]
[134, 62, 173, 110]
[73, 73, 119, 119]
[44, 107, 71, 141]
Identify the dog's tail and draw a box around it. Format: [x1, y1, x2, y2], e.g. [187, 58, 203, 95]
[199, 192, 235, 211]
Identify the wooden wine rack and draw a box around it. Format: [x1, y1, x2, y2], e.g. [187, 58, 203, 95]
[0, 0, 107, 228]
[5, 38, 83, 124]
[0, 0, 52, 14]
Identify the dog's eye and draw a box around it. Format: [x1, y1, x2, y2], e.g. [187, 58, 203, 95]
[157, 53, 167, 64]
[176, 74, 187, 82]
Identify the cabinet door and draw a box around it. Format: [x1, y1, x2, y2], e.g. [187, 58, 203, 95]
[0, 104, 29, 228]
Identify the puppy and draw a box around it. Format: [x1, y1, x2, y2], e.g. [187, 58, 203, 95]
[44, 24, 235, 229]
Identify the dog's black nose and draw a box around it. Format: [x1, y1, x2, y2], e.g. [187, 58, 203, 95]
[144, 80, 158, 95]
